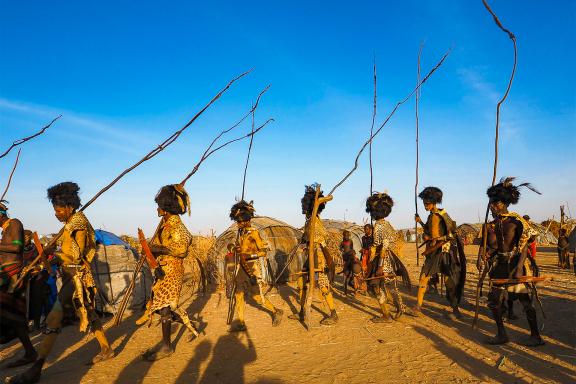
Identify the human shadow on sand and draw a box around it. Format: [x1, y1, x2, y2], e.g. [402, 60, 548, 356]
[196, 330, 257, 384]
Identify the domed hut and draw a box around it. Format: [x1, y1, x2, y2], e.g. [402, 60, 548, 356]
[91, 230, 152, 315]
[527, 221, 558, 245]
[321, 220, 365, 268]
[207, 216, 302, 287]
[456, 224, 480, 245]
[321, 219, 406, 267]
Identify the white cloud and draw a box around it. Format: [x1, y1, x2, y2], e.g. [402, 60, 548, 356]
[0, 97, 152, 154]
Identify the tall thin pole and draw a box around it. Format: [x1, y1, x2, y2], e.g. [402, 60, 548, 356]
[415, 43, 424, 267]
[241, 101, 256, 200]
[369, 55, 377, 196]
[0, 149, 22, 201]
[473, 0, 518, 328]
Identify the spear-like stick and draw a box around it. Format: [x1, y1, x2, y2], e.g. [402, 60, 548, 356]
[0, 149, 21, 201]
[277, 50, 450, 299]
[0, 116, 61, 160]
[82, 70, 252, 211]
[115, 91, 272, 324]
[180, 119, 274, 186]
[369, 56, 377, 196]
[473, 0, 518, 328]
[179, 85, 272, 186]
[12, 70, 251, 289]
[241, 104, 256, 200]
[415, 42, 424, 267]
[226, 88, 272, 323]
[328, 49, 450, 196]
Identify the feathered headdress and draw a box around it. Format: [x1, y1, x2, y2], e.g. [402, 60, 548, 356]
[155, 184, 191, 215]
[230, 200, 255, 222]
[418, 186, 443, 204]
[301, 183, 325, 216]
[47, 182, 81, 209]
[365, 192, 394, 220]
[487, 177, 541, 205]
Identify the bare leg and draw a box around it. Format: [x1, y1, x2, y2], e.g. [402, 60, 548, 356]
[487, 288, 509, 345]
[413, 274, 430, 316]
[518, 293, 544, 346]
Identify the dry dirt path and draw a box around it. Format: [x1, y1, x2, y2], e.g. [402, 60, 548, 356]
[2, 245, 575, 383]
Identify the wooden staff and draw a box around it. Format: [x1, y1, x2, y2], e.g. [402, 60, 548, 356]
[81, 70, 252, 212]
[303, 186, 321, 330]
[227, 86, 273, 324]
[12, 70, 251, 289]
[369, 55, 377, 196]
[112, 225, 162, 327]
[327, 49, 450, 197]
[179, 85, 271, 186]
[303, 186, 333, 330]
[414, 42, 424, 267]
[490, 276, 550, 285]
[0, 149, 21, 201]
[473, 0, 518, 329]
[0, 116, 61, 160]
[241, 97, 257, 200]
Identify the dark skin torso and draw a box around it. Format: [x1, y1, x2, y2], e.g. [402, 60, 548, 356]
[0, 217, 24, 264]
[485, 215, 527, 278]
[486, 216, 523, 254]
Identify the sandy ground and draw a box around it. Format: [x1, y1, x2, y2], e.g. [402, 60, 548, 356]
[1, 245, 575, 384]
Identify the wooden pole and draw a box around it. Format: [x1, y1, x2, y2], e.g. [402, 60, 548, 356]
[473, 0, 518, 329]
[415, 42, 424, 267]
[0, 149, 21, 201]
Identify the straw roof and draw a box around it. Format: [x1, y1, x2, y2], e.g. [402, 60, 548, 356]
[207, 216, 302, 285]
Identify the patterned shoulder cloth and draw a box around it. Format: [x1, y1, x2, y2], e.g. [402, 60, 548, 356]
[243, 227, 269, 253]
[438, 209, 457, 237]
[304, 215, 328, 247]
[373, 219, 398, 254]
[501, 212, 537, 253]
[153, 215, 192, 258]
[59, 211, 96, 264]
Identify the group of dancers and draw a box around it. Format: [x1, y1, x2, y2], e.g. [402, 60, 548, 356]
[0, 176, 546, 384]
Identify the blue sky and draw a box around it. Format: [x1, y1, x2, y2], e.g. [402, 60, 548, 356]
[1, 1, 574, 236]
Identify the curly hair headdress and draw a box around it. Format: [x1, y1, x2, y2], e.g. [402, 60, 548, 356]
[418, 186, 443, 204]
[155, 184, 190, 215]
[47, 182, 81, 209]
[486, 177, 541, 206]
[365, 192, 394, 220]
[301, 183, 325, 216]
[230, 200, 255, 222]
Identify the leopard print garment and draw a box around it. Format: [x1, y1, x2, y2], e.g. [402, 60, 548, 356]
[149, 215, 192, 312]
[303, 216, 329, 270]
[57, 211, 97, 265]
[372, 219, 398, 283]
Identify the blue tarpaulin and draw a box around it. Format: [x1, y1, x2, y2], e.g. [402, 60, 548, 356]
[95, 229, 130, 247]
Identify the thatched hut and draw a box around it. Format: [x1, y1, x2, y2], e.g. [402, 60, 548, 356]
[91, 233, 152, 315]
[456, 224, 480, 245]
[528, 221, 558, 245]
[322, 219, 405, 266]
[207, 216, 302, 287]
[322, 220, 364, 268]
